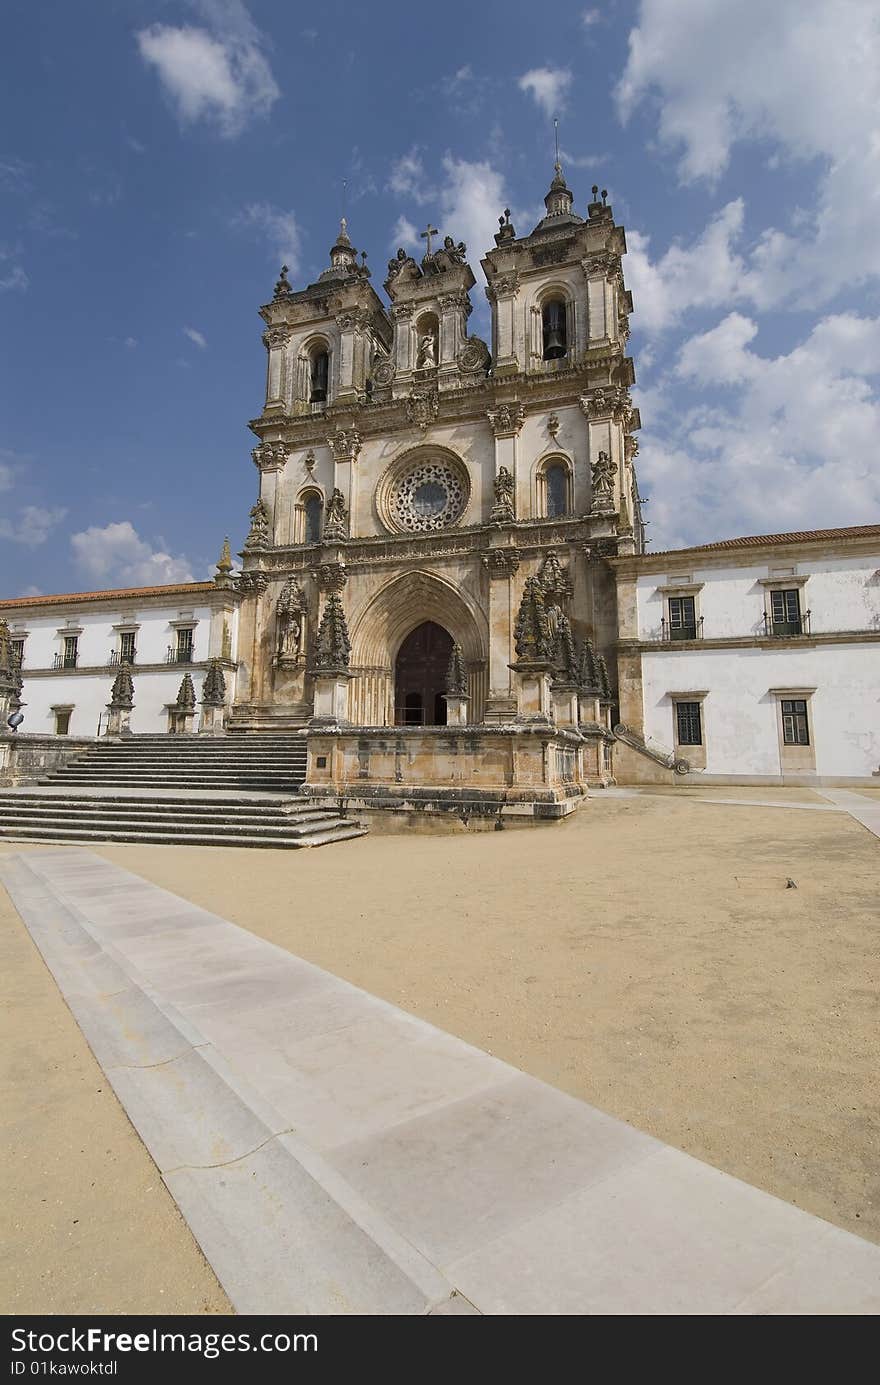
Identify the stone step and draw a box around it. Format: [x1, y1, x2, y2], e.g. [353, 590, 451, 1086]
[0, 822, 367, 849]
[0, 792, 301, 809]
[47, 771, 307, 783]
[0, 805, 337, 827]
[0, 811, 351, 839]
[68, 757, 309, 768]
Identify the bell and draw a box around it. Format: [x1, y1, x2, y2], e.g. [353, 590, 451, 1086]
[543, 327, 566, 360]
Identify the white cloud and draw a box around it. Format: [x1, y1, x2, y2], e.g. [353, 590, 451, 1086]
[388, 149, 430, 202]
[183, 325, 207, 349]
[0, 505, 66, 547]
[235, 203, 300, 273]
[70, 521, 195, 587]
[136, 0, 279, 138]
[625, 200, 749, 335]
[582, 8, 601, 24]
[638, 312, 880, 548]
[518, 67, 572, 118]
[0, 246, 28, 293]
[124, 336, 137, 350]
[389, 215, 419, 252]
[0, 459, 14, 492]
[617, 0, 880, 306]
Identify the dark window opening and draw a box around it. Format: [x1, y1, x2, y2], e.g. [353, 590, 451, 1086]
[310, 350, 329, 403]
[781, 698, 810, 745]
[542, 299, 567, 360]
[54, 710, 71, 735]
[176, 628, 194, 663]
[62, 636, 78, 669]
[119, 631, 136, 664]
[545, 463, 569, 518]
[676, 701, 702, 746]
[770, 588, 801, 635]
[668, 595, 697, 640]
[304, 495, 323, 544]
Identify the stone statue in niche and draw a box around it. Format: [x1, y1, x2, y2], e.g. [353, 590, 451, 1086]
[591, 450, 616, 509]
[416, 333, 437, 369]
[490, 465, 516, 524]
[276, 577, 307, 662]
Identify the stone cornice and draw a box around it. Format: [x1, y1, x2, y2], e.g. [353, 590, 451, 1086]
[17, 660, 220, 679]
[618, 630, 880, 653]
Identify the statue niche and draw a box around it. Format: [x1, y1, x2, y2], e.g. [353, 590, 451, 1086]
[275, 576, 308, 668]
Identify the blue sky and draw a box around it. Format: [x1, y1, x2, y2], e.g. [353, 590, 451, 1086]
[1, 0, 878, 597]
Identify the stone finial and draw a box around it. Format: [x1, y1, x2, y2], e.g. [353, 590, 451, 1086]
[273, 264, 291, 298]
[175, 673, 197, 709]
[109, 666, 134, 709]
[538, 550, 572, 603]
[597, 652, 613, 701]
[550, 613, 579, 686]
[216, 536, 233, 574]
[578, 638, 601, 693]
[445, 643, 467, 696]
[0, 619, 11, 675]
[513, 576, 553, 663]
[310, 594, 351, 673]
[494, 207, 516, 245]
[202, 659, 227, 707]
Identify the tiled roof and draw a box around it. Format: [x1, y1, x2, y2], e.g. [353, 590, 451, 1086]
[0, 581, 216, 611]
[647, 524, 880, 558]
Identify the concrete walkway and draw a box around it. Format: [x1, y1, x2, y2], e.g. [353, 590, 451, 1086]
[3, 846, 879, 1316]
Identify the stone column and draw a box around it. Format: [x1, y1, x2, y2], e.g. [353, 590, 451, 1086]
[482, 548, 519, 722]
[327, 427, 361, 537]
[262, 324, 290, 411]
[486, 273, 519, 376]
[251, 441, 287, 546]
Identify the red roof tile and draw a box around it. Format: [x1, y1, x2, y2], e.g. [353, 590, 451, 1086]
[0, 581, 216, 611]
[646, 524, 880, 558]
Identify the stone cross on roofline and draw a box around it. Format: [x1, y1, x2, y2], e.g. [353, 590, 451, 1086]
[420, 223, 439, 257]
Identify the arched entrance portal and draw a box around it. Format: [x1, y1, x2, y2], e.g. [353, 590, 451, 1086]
[394, 622, 454, 725]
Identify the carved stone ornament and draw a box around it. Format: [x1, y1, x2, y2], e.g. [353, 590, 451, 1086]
[244, 497, 271, 548]
[310, 561, 347, 593]
[310, 593, 351, 674]
[578, 638, 601, 694]
[386, 248, 422, 283]
[457, 337, 490, 375]
[482, 548, 520, 578]
[238, 570, 270, 595]
[538, 550, 572, 604]
[175, 673, 197, 710]
[405, 390, 439, 430]
[579, 386, 631, 421]
[513, 576, 553, 663]
[273, 264, 292, 299]
[202, 659, 227, 706]
[371, 357, 395, 387]
[322, 488, 349, 541]
[547, 412, 560, 440]
[262, 325, 291, 351]
[252, 441, 287, 473]
[486, 402, 525, 438]
[550, 613, 579, 688]
[276, 576, 308, 661]
[445, 644, 468, 696]
[625, 434, 639, 461]
[328, 428, 361, 464]
[490, 465, 516, 524]
[591, 450, 616, 510]
[582, 251, 623, 284]
[304, 449, 316, 473]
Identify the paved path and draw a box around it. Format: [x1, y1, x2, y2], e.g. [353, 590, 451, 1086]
[3, 847, 879, 1316]
[816, 788, 880, 841]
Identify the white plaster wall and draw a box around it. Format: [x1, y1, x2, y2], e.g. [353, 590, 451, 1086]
[641, 644, 880, 777]
[637, 554, 880, 640]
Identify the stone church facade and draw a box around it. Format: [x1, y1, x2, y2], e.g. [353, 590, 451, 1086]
[231, 167, 641, 816]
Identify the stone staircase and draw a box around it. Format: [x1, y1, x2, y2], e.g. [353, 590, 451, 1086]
[0, 736, 366, 849]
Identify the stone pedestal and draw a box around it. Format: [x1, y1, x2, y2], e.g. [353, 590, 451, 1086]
[199, 703, 226, 735]
[442, 693, 469, 727]
[578, 689, 602, 726]
[310, 672, 351, 725]
[106, 705, 132, 736]
[551, 684, 580, 728]
[510, 661, 553, 723]
[167, 708, 196, 735]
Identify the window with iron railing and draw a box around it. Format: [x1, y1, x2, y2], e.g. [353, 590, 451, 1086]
[166, 628, 195, 663]
[764, 589, 810, 637]
[53, 636, 78, 670]
[662, 595, 703, 641]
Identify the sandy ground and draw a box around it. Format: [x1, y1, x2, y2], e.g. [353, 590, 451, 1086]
[1, 787, 878, 1311]
[0, 874, 230, 1315]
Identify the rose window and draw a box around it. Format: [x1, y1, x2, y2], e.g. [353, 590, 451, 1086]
[388, 459, 468, 532]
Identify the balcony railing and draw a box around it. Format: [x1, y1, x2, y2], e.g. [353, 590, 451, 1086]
[661, 616, 704, 642]
[165, 646, 194, 664]
[108, 649, 136, 668]
[763, 610, 811, 638]
[52, 652, 78, 670]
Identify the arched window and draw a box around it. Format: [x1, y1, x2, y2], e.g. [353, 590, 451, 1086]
[538, 458, 572, 518]
[309, 348, 329, 403]
[304, 493, 323, 544]
[541, 297, 568, 360]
